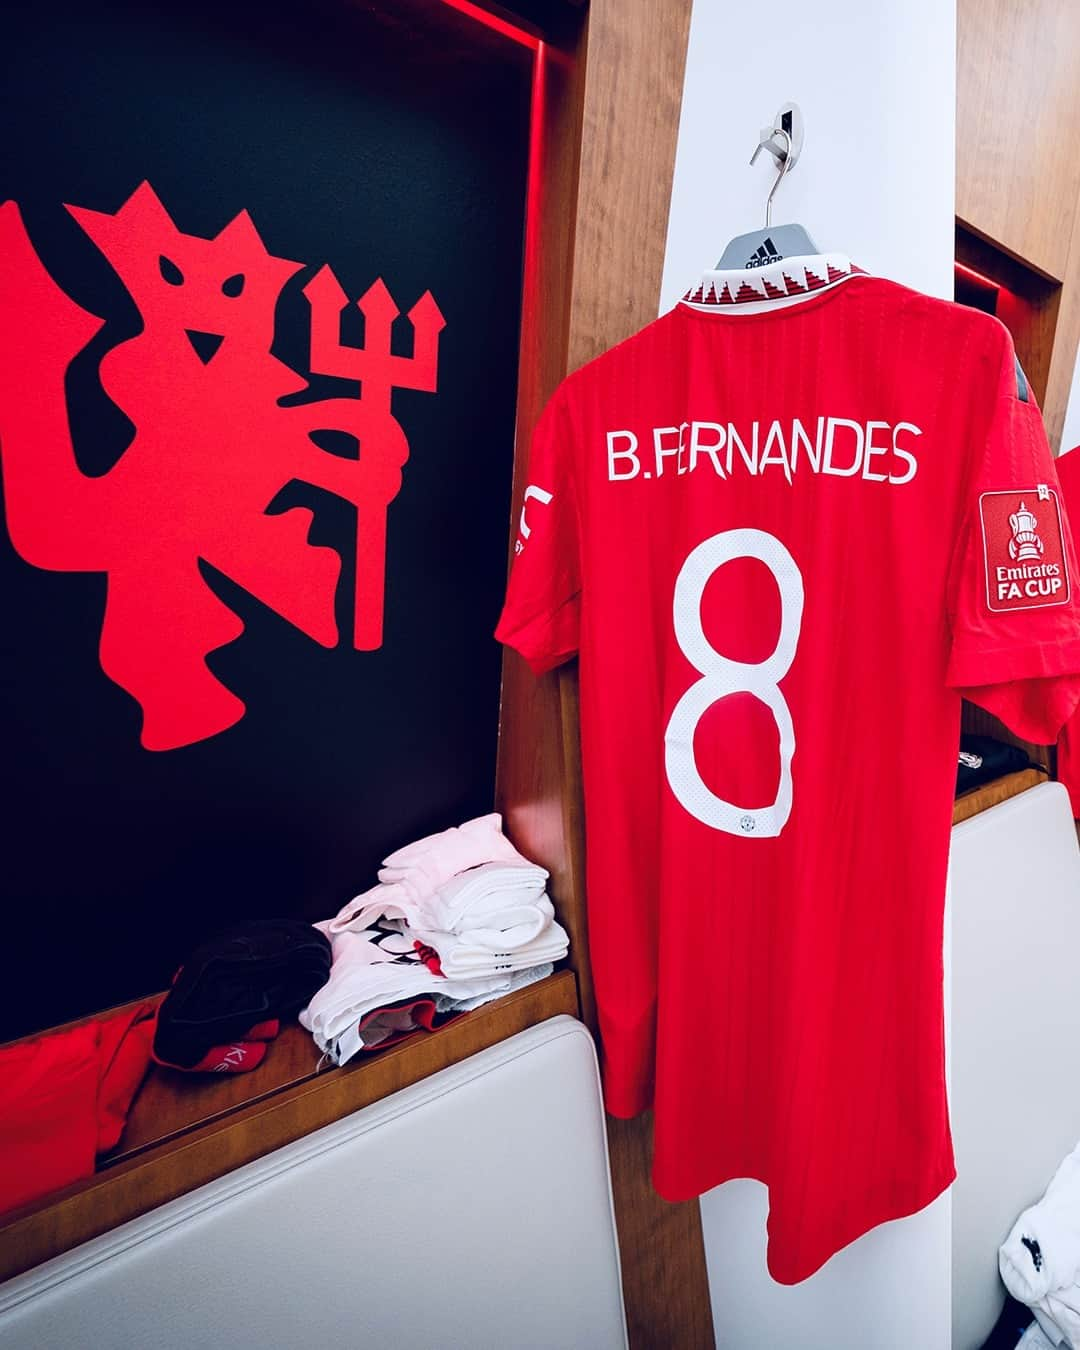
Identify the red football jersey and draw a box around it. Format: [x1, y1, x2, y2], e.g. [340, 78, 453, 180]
[496, 253, 1080, 1284]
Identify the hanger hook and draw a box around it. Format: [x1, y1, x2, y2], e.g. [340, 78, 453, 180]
[750, 126, 794, 229]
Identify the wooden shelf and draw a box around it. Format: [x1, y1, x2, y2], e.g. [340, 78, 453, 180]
[0, 970, 579, 1284]
[952, 768, 1045, 826]
[107, 1018, 324, 1167]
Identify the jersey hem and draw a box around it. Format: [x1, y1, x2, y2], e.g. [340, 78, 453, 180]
[765, 1159, 958, 1286]
[650, 1158, 957, 1286]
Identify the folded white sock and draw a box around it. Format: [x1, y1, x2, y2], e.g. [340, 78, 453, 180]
[377, 814, 531, 904]
[417, 918, 569, 979]
[430, 861, 548, 927]
[417, 894, 555, 953]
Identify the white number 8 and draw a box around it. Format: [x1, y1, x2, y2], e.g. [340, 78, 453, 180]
[664, 529, 804, 838]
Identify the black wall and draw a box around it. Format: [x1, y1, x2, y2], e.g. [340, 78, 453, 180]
[0, 0, 529, 1039]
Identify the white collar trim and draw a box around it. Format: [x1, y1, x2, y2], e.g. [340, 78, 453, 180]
[681, 252, 865, 315]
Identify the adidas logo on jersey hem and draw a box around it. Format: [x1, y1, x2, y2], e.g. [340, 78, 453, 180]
[682, 253, 865, 311]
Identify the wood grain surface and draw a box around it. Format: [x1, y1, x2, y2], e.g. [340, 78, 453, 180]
[957, 0, 1080, 282]
[494, 1, 710, 1346]
[956, 0, 1080, 450]
[952, 767, 1045, 826]
[1044, 227, 1080, 453]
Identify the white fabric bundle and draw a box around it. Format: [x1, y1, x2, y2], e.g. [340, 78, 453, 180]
[423, 862, 550, 940]
[303, 814, 568, 1067]
[1000, 1138, 1080, 1347]
[417, 913, 570, 979]
[300, 919, 508, 1064]
[331, 860, 550, 944]
[328, 814, 537, 934]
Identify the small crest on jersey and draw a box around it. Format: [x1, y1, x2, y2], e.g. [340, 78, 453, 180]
[980, 487, 1069, 612]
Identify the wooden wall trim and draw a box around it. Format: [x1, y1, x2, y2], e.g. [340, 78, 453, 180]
[495, 2, 712, 1347]
[956, 0, 1080, 283]
[1045, 202, 1080, 453]
[956, 0, 1080, 452]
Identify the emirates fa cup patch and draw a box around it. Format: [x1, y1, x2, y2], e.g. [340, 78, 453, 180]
[980, 486, 1070, 612]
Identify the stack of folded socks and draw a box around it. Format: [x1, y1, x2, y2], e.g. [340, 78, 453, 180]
[301, 814, 569, 1066]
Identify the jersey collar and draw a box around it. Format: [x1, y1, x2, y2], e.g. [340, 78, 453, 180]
[681, 252, 866, 315]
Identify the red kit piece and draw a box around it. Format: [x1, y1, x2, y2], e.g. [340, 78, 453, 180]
[498, 255, 1080, 1282]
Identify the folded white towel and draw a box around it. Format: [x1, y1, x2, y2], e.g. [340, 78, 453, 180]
[1001, 1138, 1080, 1347]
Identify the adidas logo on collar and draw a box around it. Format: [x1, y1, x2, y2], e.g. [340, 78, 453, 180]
[682, 252, 866, 314]
[745, 237, 782, 268]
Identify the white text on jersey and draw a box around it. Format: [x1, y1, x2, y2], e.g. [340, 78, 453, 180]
[606, 416, 922, 486]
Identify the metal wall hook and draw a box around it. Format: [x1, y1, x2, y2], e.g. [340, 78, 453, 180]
[751, 127, 795, 229]
[714, 100, 818, 268]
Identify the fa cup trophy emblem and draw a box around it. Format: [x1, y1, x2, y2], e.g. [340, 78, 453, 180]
[1008, 501, 1044, 561]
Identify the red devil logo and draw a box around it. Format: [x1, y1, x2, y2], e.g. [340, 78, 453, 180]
[0, 182, 444, 749]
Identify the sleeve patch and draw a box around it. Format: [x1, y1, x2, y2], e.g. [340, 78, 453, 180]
[980, 487, 1070, 611]
[515, 483, 554, 555]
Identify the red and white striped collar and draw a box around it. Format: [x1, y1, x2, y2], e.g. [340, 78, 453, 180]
[681, 252, 867, 315]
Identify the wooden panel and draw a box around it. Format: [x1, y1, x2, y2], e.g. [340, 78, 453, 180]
[0, 971, 578, 1283]
[607, 1113, 715, 1349]
[1044, 216, 1080, 452]
[107, 1023, 323, 1164]
[957, 0, 1080, 281]
[957, 0, 1080, 450]
[495, 3, 711, 1348]
[496, 24, 592, 1015]
[564, 2, 689, 367]
[564, 6, 709, 1343]
[952, 768, 1044, 825]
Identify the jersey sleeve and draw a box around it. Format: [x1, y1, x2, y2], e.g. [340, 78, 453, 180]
[494, 388, 582, 674]
[946, 335, 1080, 743]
